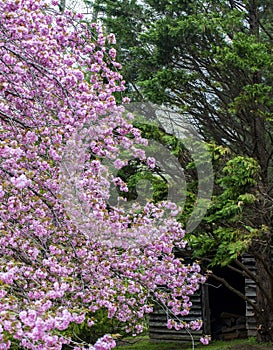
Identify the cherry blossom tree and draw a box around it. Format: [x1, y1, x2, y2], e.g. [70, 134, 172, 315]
[0, 0, 206, 349]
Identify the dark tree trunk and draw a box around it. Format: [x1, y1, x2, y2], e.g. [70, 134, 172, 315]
[248, 2, 273, 340]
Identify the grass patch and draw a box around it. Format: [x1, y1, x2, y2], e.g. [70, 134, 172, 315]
[115, 336, 267, 350]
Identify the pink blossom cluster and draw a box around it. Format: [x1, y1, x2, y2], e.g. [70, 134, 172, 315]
[0, 0, 207, 349]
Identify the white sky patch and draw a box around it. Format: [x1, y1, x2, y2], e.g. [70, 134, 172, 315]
[66, 0, 94, 16]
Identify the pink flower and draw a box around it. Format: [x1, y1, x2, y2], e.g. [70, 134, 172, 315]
[146, 157, 156, 169]
[200, 335, 211, 345]
[0, 186, 4, 198]
[114, 159, 127, 169]
[108, 48, 116, 59]
[11, 174, 30, 189]
[107, 33, 116, 44]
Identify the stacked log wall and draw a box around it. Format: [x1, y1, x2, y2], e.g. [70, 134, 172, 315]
[242, 252, 273, 337]
[242, 254, 257, 337]
[149, 291, 204, 342]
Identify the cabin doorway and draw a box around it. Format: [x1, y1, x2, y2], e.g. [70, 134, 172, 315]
[207, 266, 247, 340]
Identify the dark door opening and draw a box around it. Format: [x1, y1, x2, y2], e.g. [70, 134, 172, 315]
[208, 266, 247, 340]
